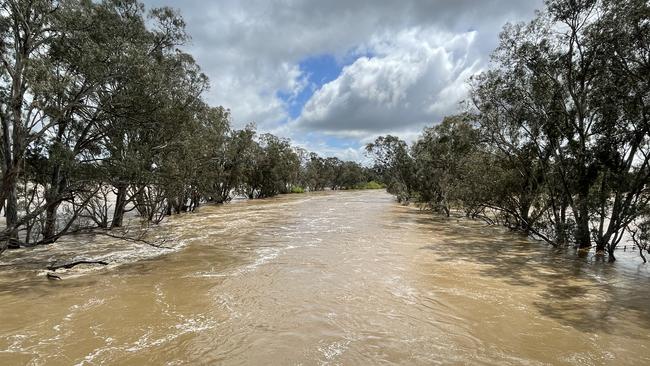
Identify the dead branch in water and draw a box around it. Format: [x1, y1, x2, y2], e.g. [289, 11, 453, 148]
[47, 260, 109, 271]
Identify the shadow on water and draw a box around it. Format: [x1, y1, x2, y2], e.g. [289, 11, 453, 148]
[403, 209, 650, 335]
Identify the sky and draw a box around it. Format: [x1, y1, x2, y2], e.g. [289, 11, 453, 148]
[142, 0, 544, 161]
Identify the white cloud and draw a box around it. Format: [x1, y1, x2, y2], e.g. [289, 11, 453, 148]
[295, 28, 482, 138]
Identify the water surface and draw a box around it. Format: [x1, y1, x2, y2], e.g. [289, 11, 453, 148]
[0, 190, 648, 365]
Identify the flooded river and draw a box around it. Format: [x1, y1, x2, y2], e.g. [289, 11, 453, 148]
[0, 190, 649, 365]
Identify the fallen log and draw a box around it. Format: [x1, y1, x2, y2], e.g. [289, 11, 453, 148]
[47, 260, 109, 271]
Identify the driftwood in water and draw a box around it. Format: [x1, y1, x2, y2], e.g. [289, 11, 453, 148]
[47, 260, 109, 271]
[46, 273, 62, 280]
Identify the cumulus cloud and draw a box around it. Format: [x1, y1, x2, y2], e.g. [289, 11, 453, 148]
[295, 28, 481, 137]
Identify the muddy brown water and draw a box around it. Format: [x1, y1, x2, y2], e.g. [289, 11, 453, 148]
[0, 190, 649, 365]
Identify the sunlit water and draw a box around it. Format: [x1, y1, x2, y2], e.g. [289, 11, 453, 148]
[0, 190, 649, 365]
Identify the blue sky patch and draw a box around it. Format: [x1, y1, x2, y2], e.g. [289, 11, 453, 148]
[301, 54, 343, 85]
[278, 54, 347, 120]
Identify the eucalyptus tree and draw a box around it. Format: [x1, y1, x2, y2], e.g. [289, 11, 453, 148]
[1, 0, 60, 246]
[485, 1, 602, 249]
[142, 53, 209, 218]
[244, 133, 300, 198]
[333, 161, 366, 190]
[302, 152, 328, 191]
[95, 3, 201, 226]
[366, 135, 416, 203]
[323, 157, 342, 190]
[191, 106, 231, 205]
[587, 0, 649, 258]
[471, 67, 563, 243]
[629, 210, 650, 263]
[411, 115, 478, 216]
[41, 0, 184, 233]
[219, 125, 257, 202]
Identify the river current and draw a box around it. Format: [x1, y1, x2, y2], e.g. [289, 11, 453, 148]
[0, 190, 648, 365]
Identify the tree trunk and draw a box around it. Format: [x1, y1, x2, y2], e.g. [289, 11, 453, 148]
[573, 193, 591, 249]
[519, 200, 531, 233]
[111, 183, 128, 228]
[1, 117, 18, 236]
[43, 162, 66, 241]
[594, 238, 607, 254]
[42, 202, 61, 241]
[607, 246, 616, 262]
[558, 201, 568, 246]
[4, 181, 18, 231]
[5, 39, 26, 238]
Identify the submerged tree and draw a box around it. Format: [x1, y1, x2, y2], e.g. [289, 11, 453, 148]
[411, 115, 478, 216]
[366, 135, 416, 203]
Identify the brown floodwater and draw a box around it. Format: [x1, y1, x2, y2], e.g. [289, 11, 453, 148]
[0, 190, 649, 365]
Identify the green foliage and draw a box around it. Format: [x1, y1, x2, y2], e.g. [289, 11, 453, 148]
[365, 135, 416, 203]
[290, 186, 305, 194]
[354, 181, 385, 190]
